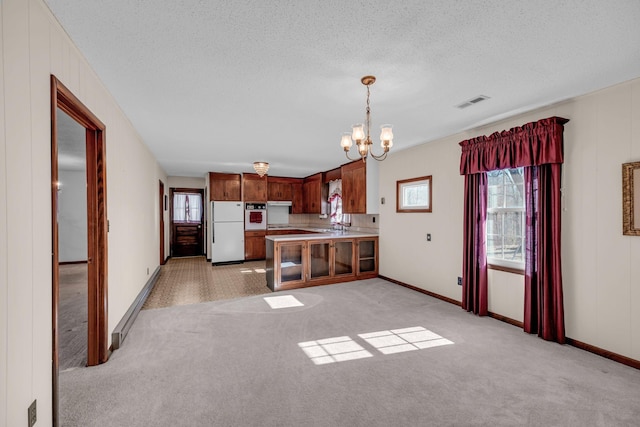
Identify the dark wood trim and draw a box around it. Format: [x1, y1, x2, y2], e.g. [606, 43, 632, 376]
[487, 311, 523, 328]
[488, 263, 525, 275]
[381, 275, 640, 371]
[379, 275, 461, 307]
[112, 266, 161, 349]
[565, 338, 640, 370]
[51, 75, 109, 426]
[50, 76, 60, 427]
[59, 260, 88, 265]
[159, 180, 166, 265]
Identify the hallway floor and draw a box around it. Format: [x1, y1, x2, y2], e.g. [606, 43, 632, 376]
[143, 257, 271, 310]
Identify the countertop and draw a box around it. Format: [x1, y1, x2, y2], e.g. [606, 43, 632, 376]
[265, 226, 378, 242]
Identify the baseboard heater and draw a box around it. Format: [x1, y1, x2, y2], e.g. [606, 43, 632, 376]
[111, 265, 161, 350]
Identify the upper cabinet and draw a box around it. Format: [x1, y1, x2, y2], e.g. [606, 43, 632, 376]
[341, 160, 379, 214]
[243, 173, 267, 202]
[303, 173, 327, 214]
[209, 172, 241, 201]
[267, 177, 294, 201]
[292, 180, 304, 214]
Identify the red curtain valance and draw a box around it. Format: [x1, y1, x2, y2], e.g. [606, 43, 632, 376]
[459, 116, 569, 175]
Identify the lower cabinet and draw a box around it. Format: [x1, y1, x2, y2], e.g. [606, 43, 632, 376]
[266, 236, 378, 291]
[245, 230, 266, 260]
[356, 238, 378, 278]
[308, 239, 356, 283]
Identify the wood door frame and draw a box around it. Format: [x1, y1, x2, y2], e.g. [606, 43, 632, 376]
[159, 180, 166, 265]
[51, 75, 109, 425]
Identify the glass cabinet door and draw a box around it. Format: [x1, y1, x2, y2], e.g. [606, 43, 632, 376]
[279, 242, 304, 283]
[334, 240, 354, 276]
[309, 240, 330, 280]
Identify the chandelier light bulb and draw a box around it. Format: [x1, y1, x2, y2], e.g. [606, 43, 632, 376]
[340, 132, 353, 150]
[380, 124, 393, 148]
[351, 124, 365, 142]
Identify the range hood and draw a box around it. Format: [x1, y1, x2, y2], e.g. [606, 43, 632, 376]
[267, 201, 292, 207]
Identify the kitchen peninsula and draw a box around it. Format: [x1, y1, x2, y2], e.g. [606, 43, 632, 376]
[266, 230, 378, 291]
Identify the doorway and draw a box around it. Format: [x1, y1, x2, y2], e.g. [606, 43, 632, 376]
[160, 180, 166, 265]
[51, 76, 109, 425]
[170, 188, 204, 257]
[56, 107, 89, 371]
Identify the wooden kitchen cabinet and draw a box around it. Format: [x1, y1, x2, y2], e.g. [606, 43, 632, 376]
[292, 181, 304, 214]
[267, 177, 294, 201]
[308, 238, 355, 283]
[243, 173, 267, 202]
[244, 230, 266, 260]
[271, 241, 306, 288]
[356, 237, 378, 279]
[341, 160, 379, 214]
[341, 161, 366, 213]
[209, 172, 241, 201]
[303, 172, 326, 214]
[267, 236, 370, 291]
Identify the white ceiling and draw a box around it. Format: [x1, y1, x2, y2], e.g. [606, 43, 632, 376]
[44, 0, 640, 178]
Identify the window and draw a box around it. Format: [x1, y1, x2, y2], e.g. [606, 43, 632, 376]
[173, 193, 202, 223]
[486, 168, 524, 270]
[396, 176, 432, 212]
[328, 179, 343, 225]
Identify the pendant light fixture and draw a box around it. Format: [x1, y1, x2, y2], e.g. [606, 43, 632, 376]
[340, 75, 393, 162]
[253, 161, 269, 177]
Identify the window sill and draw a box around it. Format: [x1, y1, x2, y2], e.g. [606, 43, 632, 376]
[488, 263, 524, 275]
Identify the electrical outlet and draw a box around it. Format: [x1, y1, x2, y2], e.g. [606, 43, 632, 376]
[146, 267, 150, 275]
[457, 277, 462, 286]
[28, 399, 36, 427]
[426, 233, 431, 241]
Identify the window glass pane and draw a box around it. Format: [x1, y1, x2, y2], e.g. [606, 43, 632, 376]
[504, 168, 524, 208]
[486, 167, 525, 268]
[403, 184, 429, 207]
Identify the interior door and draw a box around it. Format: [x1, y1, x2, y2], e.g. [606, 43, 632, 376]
[171, 188, 204, 257]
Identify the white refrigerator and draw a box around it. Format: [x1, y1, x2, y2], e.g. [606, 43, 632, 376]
[211, 201, 245, 264]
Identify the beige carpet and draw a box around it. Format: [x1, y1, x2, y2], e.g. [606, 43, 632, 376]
[142, 257, 271, 310]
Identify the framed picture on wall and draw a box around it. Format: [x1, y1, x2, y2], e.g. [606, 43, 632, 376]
[397, 175, 432, 213]
[623, 161, 640, 236]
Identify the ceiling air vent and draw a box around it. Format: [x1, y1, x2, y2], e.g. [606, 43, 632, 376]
[456, 95, 490, 109]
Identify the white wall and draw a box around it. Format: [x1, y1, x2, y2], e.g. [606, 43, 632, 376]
[0, 1, 168, 425]
[58, 169, 88, 262]
[380, 77, 640, 362]
[168, 175, 205, 189]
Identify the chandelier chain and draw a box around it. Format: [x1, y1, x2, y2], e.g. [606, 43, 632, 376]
[366, 85, 371, 144]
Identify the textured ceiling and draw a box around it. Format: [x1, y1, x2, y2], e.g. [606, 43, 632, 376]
[44, 0, 640, 178]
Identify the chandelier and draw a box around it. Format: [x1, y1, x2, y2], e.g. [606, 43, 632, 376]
[253, 161, 269, 177]
[340, 75, 393, 162]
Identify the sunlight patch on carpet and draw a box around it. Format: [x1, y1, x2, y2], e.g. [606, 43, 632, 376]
[264, 295, 304, 309]
[359, 326, 453, 355]
[299, 336, 373, 365]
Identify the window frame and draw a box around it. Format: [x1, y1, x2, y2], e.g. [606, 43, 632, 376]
[486, 168, 525, 273]
[396, 175, 432, 213]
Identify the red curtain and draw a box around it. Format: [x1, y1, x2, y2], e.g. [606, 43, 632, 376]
[459, 116, 569, 343]
[524, 165, 566, 342]
[462, 173, 488, 315]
